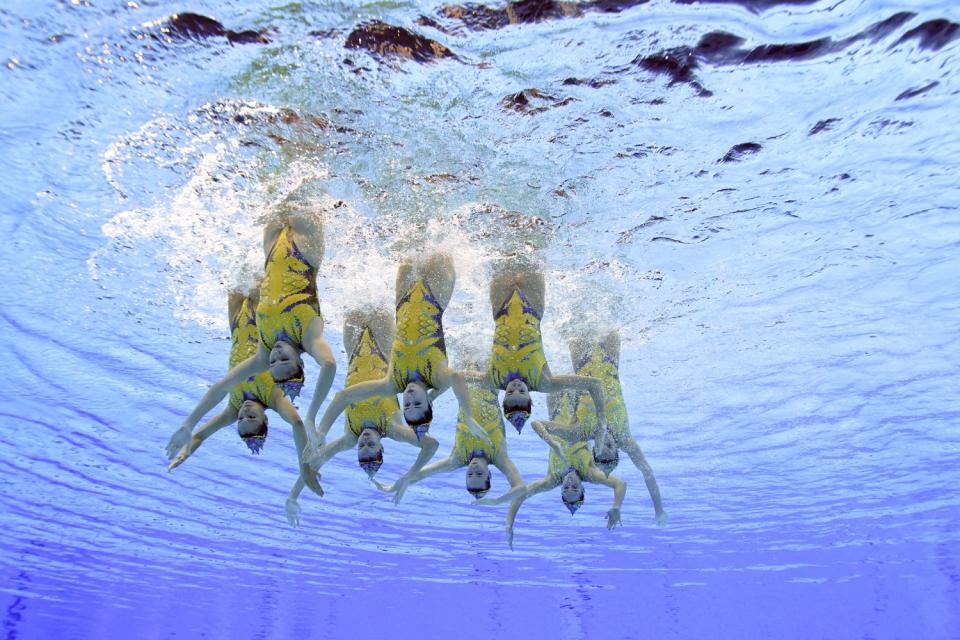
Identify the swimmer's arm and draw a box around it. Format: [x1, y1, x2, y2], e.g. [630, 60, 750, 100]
[585, 466, 626, 529]
[165, 348, 269, 459]
[168, 407, 234, 471]
[461, 369, 492, 387]
[541, 367, 607, 428]
[387, 417, 440, 478]
[439, 368, 493, 444]
[286, 478, 305, 527]
[476, 454, 526, 506]
[372, 455, 458, 493]
[505, 477, 556, 550]
[530, 420, 572, 462]
[316, 433, 355, 467]
[621, 438, 668, 525]
[302, 321, 336, 431]
[274, 394, 324, 497]
[314, 378, 393, 445]
[535, 419, 581, 443]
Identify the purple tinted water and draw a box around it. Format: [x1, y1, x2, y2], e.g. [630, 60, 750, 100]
[1, 0, 959, 638]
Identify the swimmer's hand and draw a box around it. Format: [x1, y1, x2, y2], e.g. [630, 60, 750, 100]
[299, 440, 323, 469]
[506, 526, 514, 551]
[606, 507, 622, 530]
[167, 441, 194, 471]
[370, 478, 396, 493]
[465, 417, 493, 445]
[388, 475, 413, 505]
[299, 465, 324, 497]
[165, 426, 192, 460]
[655, 510, 669, 527]
[285, 498, 301, 527]
[546, 436, 567, 461]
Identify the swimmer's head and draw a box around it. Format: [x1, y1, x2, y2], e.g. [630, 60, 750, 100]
[503, 379, 532, 433]
[465, 456, 492, 499]
[269, 341, 305, 398]
[403, 382, 432, 436]
[357, 427, 384, 477]
[237, 400, 269, 454]
[592, 434, 620, 477]
[560, 469, 585, 514]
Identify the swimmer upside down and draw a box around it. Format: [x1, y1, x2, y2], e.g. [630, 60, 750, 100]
[462, 259, 610, 437]
[284, 308, 440, 526]
[372, 373, 526, 506]
[165, 187, 337, 492]
[301, 252, 492, 471]
[166, 288, 322, 495]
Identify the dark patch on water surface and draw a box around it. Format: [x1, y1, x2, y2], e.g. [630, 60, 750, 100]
[437, 0, 583, 31]
[344, 20, 459, 63]
[895, 81, 939, 101]
[562, 77, 616, 88]
[631, 12, 917, 93]
[809, 119, 841, 135]
[155, 13, 270, 45]
[894, 19, 960, 51]
[502, 88, 575, 114]
[720, 142, 762, 163]
[434, 0, 821, 31]
[632, 49, 712, 96]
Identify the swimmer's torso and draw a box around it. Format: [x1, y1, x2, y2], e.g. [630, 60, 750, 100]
[489, 289, 547, 390]
[390, 278, 447, 391]
[257, 225, 322, 351]
[453, 386, 506, 463]
[574, 341, 627, 438]
[345, 326, 401, 437]
[548, 440, 593, 481]
[229, 298, 275, 411]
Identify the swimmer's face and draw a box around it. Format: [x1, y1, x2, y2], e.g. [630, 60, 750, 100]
[504, 379, 531, 407]
[237, 400, 267, 437]
[269, 341, 301, 382]
[561, 470, 584, 505]
[357, 428, 384, 465]
[465, 457, 491, 498]
[402, 383, 431, 425]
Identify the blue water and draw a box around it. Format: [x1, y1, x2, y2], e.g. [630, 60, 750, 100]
[2, 0, 959, 638]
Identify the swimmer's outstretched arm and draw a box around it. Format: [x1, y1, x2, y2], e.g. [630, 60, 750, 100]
[274, 393, 324, 497]
[382, 411, 440, 504]
[165, 347, 269, 459]
[308, 377, 394, 463]
[530, 420, 573, 461]
[372, 453, 459, 495]
[505, 477, 558, 550]
[583, 466, 627, 530]
[621, 437, 668, 526]
[285, 433, 355, 527]
[435, 367, 494, 445]
[540, 365, 608, 430]
[473, 451, 525, 506]
[302, 322, 336, 437]
[167, 407, 234, 471]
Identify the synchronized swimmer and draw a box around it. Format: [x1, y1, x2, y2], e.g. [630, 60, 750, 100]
[165, 190, 667, 547]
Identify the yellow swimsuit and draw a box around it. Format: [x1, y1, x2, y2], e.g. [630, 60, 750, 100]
[344, 327, 401, 437]
[574, 340, 628, 439]
[228, 298, 276, 411]
[488, 288, 547, 390]
[257, 225, 323, 351]
[390, 278, 447, 392]
[452, 386, 506, 464]
[548, 440, 593, 481]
